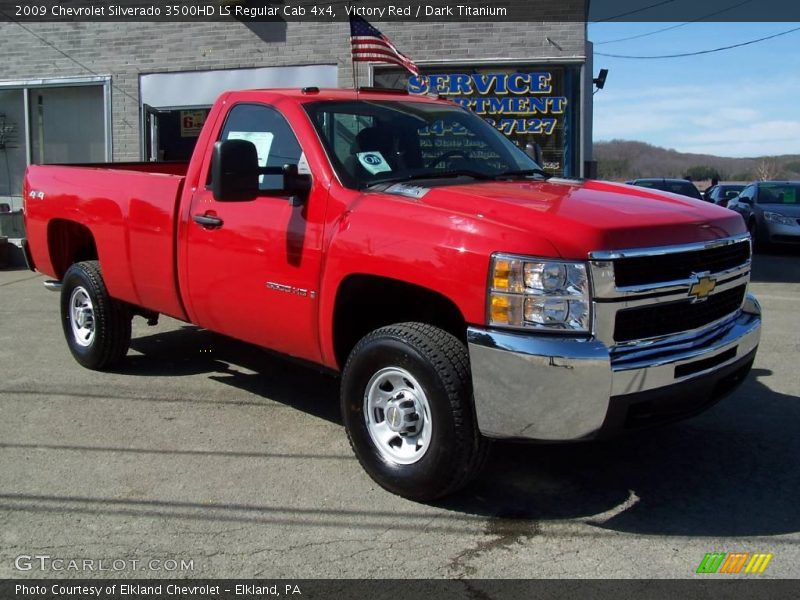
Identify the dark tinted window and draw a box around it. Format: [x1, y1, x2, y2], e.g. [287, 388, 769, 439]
[740, 185, 756, 199]
[720, 185, 744, 194]
[757, 183, 800, 204]
[634, 180, 702, 199]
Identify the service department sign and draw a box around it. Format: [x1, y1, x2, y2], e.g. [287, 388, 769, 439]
[374, 65, 581, 177]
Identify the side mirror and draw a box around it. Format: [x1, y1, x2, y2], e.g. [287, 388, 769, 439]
[281, 163, 312, 198]
[737, 195, 752, 204]
[524, 142, 543, 166]
[260, 163, 312, 206]
[212, 140, 259, 202]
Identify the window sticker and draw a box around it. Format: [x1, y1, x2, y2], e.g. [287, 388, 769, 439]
[226, 131, 274, 167]
[297, 152, 311, 175]
[226, 131, 274, 183]
[782, 187, 796, 203]
[385, 183, 429, 199]
[357, 151, 392, 175]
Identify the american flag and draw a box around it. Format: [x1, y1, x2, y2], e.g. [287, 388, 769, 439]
[349, 15, 422, 77]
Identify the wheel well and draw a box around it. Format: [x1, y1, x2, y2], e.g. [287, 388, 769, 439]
[47, 219, 98, 279]
[332, 275, 467, 369]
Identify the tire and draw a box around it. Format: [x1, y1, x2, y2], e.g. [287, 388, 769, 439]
[749, 219, 767, 253]
[60, 260, 131, 370]
[748, 219, 758, 252]
[341, 322, 489, 501]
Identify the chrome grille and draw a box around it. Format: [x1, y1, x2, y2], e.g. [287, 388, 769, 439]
[589, 234, 752, 348]
[613, 240, 750, 287]
[614, 284, 747, 342]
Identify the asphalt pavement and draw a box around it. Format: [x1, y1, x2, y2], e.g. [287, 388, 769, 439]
[0, 249, 798, 579]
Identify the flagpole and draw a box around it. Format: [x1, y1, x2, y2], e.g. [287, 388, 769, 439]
[348, 2, 358, 93]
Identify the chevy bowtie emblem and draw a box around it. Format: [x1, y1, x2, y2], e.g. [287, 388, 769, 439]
[688, 273, 717, 301]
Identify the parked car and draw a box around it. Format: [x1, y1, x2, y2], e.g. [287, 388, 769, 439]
[628, 178, 704, 200]
[704, 184, 745, 207]
[22, 88, 762, 500]
[728, 181, 800, 249]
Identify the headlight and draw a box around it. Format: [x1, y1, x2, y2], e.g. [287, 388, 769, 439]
[489, 255, 591, 332]
[763, 211, 796, 226]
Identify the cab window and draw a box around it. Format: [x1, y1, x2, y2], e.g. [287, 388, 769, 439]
[217, 104, 302, 191]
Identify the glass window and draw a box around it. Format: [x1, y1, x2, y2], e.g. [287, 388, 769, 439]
[758, 183, 800, 204]
[0, 90, 26, 203]
[29, 86, 105, 164]
[218, 104, 302, 191]
[634, 180, 701, 200]
[666, 182, 702, 199]
[740, 185, 756, 201]
[304, 100, 540, 190]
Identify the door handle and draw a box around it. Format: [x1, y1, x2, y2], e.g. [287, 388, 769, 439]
[193, 213, 224, 229]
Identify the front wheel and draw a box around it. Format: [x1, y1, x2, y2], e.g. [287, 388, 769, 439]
[60, 260, 131, 370]
[340, 322, 488, 501]
[749, 219, 767, 253]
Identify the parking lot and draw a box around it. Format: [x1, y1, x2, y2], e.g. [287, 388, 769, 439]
[1, 249, 798, 579]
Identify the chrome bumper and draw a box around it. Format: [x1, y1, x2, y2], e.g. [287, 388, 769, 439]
[467, 293, 761, 441]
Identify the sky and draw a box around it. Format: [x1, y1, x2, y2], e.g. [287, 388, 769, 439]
[588, 21, 800, 157]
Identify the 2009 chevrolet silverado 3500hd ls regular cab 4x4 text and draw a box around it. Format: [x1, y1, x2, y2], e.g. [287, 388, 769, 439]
[22, 88, 761, 500]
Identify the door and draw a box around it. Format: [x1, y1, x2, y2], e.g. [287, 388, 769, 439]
[142, 104, 160, 161]
[184, 103, 325, 362]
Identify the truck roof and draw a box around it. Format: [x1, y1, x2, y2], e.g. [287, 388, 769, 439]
[221, 87, 447, 104]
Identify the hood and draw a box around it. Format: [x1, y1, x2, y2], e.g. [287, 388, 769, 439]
[377, 178, 747, 259]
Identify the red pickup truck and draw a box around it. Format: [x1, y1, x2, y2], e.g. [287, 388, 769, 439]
[23, 88, 761, 500]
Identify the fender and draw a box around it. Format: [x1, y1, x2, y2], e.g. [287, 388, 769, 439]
[316, 189, 560, 367]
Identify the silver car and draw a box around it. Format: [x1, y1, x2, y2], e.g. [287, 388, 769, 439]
[728, 181, 800, 250]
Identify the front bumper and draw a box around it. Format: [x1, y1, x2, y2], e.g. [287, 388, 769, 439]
[765, 221, 800, 244]
[467, 293, 761, 441]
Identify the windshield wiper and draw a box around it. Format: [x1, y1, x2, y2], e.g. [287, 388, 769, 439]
[492, 168, 552, 180]
[366, 169, 494, 188]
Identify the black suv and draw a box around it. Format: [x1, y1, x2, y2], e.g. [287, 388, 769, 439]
[627, 178, 703, 200]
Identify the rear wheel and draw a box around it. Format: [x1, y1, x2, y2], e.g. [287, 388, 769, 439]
[60, 260, 131, 370]
[341, 322, 488, 501]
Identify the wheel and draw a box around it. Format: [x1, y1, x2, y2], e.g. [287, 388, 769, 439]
[60, 260, 131, 370]
[340, 322, 489, 501]
[748, 219, 765, 252]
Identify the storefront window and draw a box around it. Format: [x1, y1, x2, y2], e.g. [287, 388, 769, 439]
[0, 80, 108, 212]
[0, 90, 26, 202]
[29, 86, 105, 165]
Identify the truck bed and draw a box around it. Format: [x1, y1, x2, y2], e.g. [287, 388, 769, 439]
[24, 163, 188, 321]
[63, 162, 189, 176]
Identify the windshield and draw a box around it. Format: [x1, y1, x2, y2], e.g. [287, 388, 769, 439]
[758, 183, 800, 204]
[304, 100, 542, 189]
[720, 185, 744, 193]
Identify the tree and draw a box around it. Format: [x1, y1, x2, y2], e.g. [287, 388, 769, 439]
[730, 172, 754, 182]
[755, 158, 782, 181]
[782, 160, 800, 174]
[597, 159, 630, 180]
[683, 166, 722, 182]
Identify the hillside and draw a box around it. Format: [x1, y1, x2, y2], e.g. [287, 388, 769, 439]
[594, 140, 800, 182]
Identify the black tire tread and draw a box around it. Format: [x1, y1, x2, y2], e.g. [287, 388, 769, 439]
[343, 322, 489, 500]
[62, 260, 131, 370]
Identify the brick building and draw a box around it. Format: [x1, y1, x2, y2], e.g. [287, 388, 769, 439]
[0, 10, 591, 215]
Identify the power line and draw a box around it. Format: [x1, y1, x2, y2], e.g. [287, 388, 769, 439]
[593, 0, 753, 45]
[593, 0, 678, 23]
[0, 12, 140, 107]
[596, 25, 800, 58]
